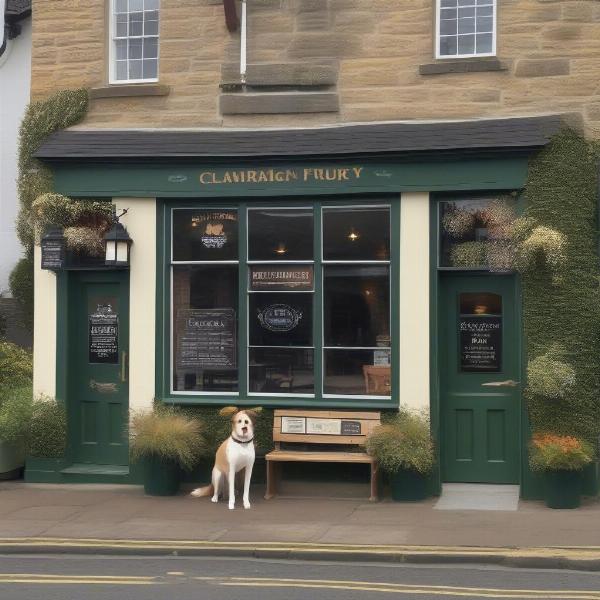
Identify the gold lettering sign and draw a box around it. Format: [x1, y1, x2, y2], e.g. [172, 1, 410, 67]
[199, 166, 364, 185]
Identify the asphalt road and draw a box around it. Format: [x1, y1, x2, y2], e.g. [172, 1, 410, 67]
[0, 554, 600, 599]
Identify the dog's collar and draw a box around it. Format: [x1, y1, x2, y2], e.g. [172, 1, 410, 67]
[231, 435, 254, 445]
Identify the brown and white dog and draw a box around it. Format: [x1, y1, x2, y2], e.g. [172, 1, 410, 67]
[190, 410, 257, 510]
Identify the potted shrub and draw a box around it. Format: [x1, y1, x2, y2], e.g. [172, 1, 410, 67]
[24, 396, 68, 481]
[130, 407, 206, 496]
[529, 433, 593, 509]
[0, 385, 32, 478]
[366, 410, 435, 501]
[0, 341, 33, 478]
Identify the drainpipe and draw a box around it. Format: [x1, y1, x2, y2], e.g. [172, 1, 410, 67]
[240, 0, 247, 84]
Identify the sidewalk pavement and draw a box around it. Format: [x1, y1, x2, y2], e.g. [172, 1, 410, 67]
[1, 481, 600, 568]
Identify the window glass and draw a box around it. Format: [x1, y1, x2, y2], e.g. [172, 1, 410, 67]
[323, 207, 390, 261]
[249, 293, 312, 347]
[248, 209, 313, 261]
[324, 265, 390, 348]
[439, 197, 516, 269]
[169, 203, 393, 402]
[249, 348, 314, 394]
[172, 209, 238, 262]
[172, 265, 238, 392]
[438, 0, 495, 58]
[113, 0, 159, 82]
[324, 350, 391, 396]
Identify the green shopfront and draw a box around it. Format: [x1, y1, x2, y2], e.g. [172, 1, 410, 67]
[29, 116, 572, 496]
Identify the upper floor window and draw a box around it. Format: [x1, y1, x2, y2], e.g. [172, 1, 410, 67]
[436, 0, 496, 59]
[111, 0, 159, 83]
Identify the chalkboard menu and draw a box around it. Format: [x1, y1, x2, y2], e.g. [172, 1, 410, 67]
[89, 306, 119, 364]
[176, 308, 236, 370]
[41, 239, 65, 271]
[460, 315, 501, 372]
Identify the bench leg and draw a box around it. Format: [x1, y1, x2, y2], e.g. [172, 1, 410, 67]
[264, 460, 277, 500]
[369, 463, 379, 502]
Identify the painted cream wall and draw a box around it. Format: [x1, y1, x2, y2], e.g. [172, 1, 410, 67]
[399, 192, 430, 413]
[114, 198, 156, 412]
[32, 245, 57, 398]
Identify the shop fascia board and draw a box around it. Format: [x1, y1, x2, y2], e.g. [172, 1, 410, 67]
[47, 153, 531, 199]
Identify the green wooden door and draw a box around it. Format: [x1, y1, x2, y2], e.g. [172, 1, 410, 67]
[68, 271, 129, 465]
[440, 273, 520, 483]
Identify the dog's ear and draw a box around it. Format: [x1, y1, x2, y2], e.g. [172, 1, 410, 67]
[244, 409, 261, 424]
[219, 406, 238, 418]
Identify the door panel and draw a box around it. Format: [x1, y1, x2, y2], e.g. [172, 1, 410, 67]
[68, 271, 129, 466]
[440, 274, 520, 484]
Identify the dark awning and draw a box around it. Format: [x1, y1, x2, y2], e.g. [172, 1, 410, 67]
[36, 115, 569, 162]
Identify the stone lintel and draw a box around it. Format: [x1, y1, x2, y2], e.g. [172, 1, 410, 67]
[220, 91, 340, 115]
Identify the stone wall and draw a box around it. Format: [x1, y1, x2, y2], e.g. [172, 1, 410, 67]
[30, 0, 600, 136]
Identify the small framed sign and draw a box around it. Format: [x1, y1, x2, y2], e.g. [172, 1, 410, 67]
[249, 265, 314, 291]
[306, 418, 342, 435]
[281, 416, 306, 434]
[341, 421, 362, 435]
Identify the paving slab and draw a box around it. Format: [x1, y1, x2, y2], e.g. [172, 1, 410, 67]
[1, 481, 600, 550]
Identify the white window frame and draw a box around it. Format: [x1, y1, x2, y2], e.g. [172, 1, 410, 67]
[435, 0, 497, 60]
[109, 0, 160, 85]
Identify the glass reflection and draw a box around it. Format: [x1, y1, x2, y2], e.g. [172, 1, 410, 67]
[249, 348, 314, 394]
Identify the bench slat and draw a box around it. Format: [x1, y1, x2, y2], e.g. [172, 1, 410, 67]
[272, 432, 367, 445]
[266, 450, 375, 464]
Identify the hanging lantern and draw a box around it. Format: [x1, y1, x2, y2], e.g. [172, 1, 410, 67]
[104, 221, 132, 268]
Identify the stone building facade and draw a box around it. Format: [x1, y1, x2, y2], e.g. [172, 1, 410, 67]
[31, 0, 600, 134]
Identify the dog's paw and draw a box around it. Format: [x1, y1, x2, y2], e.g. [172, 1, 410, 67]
[190, 488, 202, 497]
[243, 501, 251, 510]
[211, 496, 218, 503]
[228, 502, 235, 510]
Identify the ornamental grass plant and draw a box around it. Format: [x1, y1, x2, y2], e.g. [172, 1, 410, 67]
[129, 407, 207, 471]
[529, 433, 593, 472]
[366, 409, 435, 475]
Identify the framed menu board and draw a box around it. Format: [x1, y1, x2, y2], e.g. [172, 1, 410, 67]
[176, 308, 236, 369]
[460, 315, 502, 372]
[89, 305, 119, 364]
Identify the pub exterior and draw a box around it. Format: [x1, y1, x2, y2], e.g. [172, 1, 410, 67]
[26, 0, 600, 498]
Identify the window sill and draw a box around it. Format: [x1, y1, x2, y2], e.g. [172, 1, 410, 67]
[419, 59, 507, 76]
[90, 84, 171, 99]
[160, 395, 399, 410]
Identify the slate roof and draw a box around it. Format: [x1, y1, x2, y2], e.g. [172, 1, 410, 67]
[36, 115, 566, 161]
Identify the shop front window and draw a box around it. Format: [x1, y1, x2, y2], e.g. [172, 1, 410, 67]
[169, 203, 394, 402]
[438, 196, 517, 270]
[172, 210, 239, 393]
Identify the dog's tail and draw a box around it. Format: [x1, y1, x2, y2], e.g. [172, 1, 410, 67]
[190, 484, 213, 498]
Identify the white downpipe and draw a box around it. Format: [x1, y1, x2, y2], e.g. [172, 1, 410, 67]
[240, 0, 247, 84]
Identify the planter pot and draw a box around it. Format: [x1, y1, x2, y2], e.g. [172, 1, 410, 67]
[390, 468, 429, 502]
[0, 441, 25, 480]
[544, 469, 582, 509]
[143, 455, 181, 496]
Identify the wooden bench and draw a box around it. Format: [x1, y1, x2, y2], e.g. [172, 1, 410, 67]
[265, 410, 381, 502]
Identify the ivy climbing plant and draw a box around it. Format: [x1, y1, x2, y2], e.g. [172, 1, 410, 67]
[522, 129, 600, 444]
[9, 88, 107, 329]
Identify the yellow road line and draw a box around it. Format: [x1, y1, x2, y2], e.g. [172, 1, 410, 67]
[221, 583, 600, 599]
[194, 576, 600, 599]
[0, 573, 158, 585]
[0, 538, 599, 563]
